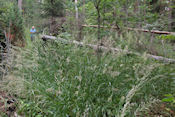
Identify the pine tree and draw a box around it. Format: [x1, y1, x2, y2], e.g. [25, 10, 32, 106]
[0, 0, 24, 46]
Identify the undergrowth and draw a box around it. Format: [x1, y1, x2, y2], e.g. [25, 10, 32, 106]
[0, 36, 174, 117]
[82, 29, 175, 59]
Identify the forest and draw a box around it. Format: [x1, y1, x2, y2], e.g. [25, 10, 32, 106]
[0, 0, 175, 116]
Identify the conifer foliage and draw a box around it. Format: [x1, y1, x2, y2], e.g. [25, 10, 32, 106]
[0, 0, 24, 46]
[41, 0, 64, 17]
[41, 0, 65, 34]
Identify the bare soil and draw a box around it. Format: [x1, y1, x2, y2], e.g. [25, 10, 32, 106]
[0, 91, 16, 116]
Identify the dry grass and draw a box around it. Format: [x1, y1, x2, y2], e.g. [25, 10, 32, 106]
[0, 75, 26, 98]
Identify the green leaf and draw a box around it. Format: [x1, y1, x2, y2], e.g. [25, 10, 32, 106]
[164, 94, 173, 97]
[162, 97, 174, 102]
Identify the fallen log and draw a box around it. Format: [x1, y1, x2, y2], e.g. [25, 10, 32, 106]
[41, 35, 175, 63]
[41, 35, 129, 53]
[147, 54, 175, 63]
[82, 25, 175, 35]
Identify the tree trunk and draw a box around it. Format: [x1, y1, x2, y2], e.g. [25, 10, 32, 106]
[83, 0, 85, 20]
[172, 0, 175, 31]
[50, 0, 54, 34]
[150, 0, 158, 5]
[137, 0, 141, 27]
[134, 0, 139, 13]
[96, 5, 101, 41]
[97, 7, 101, 42]
[75, 0, 78, 20]
[18, 0, 22, 11]
[50, 17, 54, 34]
[77, 0, 86, 41]
[143, 0, 146, 24]
[169, 0, 172, 30]
[124, 0, 128, 26]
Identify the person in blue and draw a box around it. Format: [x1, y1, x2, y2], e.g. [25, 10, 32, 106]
[30, 26, 36, 41]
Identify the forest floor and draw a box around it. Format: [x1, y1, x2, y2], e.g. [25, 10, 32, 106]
[0, 90, 174, 116]
[0, 91, 17, 116]
[0, 32, 175, 116]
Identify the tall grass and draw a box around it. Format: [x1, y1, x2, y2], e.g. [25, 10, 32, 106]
[81, 29, 175, 59]
[1, 33, 175, 116]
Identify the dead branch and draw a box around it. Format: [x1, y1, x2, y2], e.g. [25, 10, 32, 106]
[82, 25, 175, 35]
